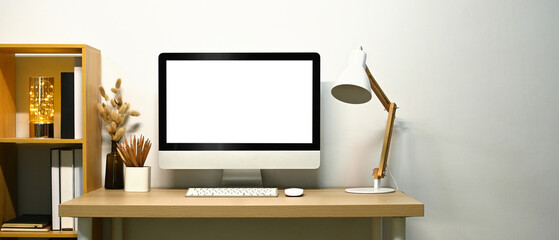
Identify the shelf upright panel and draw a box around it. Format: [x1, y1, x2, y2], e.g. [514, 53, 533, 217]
[0, 47, 18, 224]
[82, 45, 102, 194]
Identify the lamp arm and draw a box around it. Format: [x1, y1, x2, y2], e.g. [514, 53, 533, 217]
[374, 102, 396, 179]
[364, 64, 396, 180]
[365, 65, 391, 111]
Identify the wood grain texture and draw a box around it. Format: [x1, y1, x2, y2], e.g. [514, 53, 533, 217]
[0, 50, 17, 225]
[365, 66, 390, 111]
[0, 51, 15, 138]
[82, 45, 102, 194]
[375, 102, 397, 179]
[60, 188, 424, 218]
[0, 44, 85, 54]
[0, 230, 77, 238]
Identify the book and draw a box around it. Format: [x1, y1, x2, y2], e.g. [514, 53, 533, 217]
[1, 214, 50, 228]
[73, 148, 83, 230]
[1, 226, 51, 232]
[74, 57, 83, 139]
[50, 147, 82, 231]
[51, 149, 61, 231]
[60, 72, 75, 139]
[60, 149, 74, 230]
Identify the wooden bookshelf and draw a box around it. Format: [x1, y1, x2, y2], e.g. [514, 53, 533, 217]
[0, 44, 102, 239]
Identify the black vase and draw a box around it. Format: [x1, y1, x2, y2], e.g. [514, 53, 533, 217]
[105, 140, 124, 189]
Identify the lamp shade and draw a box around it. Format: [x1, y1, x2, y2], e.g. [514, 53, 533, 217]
[331, 48, 372, 104]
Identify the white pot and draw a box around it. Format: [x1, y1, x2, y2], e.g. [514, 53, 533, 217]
[125, 166, 151, 192]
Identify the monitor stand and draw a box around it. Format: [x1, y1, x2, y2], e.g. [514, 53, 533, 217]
[220, 169, 263, 187]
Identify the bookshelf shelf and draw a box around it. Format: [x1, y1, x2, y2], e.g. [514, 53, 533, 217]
[0, 138, 83, 144]
[0, 44, 102, 239]
[0, 230, 77, 238]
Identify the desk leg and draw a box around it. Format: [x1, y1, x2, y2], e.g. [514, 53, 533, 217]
[391, 217, 406, 240]
[77, 218, 92, 240]
[111, 218, 123, 240]
[371, 217, 382, 240]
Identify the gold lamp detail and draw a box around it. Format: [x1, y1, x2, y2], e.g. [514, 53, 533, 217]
[29, 76, 55, 138]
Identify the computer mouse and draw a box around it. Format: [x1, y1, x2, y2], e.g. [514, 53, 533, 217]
[284, 188, 304, 197]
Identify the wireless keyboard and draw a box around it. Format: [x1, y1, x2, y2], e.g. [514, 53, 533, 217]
[186, 188, 278, 197]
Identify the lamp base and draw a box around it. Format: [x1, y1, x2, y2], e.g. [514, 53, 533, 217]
[30, 123, 54, 138]
[345, 187, 396, 194]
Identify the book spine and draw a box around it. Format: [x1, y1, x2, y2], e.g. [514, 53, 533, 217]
[74, 57, 83, 139]
[73, 148, 83, 230]
[60, 72, 75, 139]
[51, 149, 61, 231]
[60, 149, 74, 230]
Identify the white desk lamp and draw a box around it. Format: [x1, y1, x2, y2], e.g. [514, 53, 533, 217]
[332, 47, 397, 194]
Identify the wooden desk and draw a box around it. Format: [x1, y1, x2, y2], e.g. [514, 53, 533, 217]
[60, 188, 423, 240]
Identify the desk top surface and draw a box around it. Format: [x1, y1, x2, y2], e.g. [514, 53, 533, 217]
[60, 188, 424, 218]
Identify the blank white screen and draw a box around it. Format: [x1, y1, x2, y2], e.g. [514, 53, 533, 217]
[166, 60, 313, 144]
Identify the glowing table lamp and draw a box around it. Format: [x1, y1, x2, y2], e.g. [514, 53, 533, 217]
[29, 76, 55, 138]
[331, 47, 397, 194]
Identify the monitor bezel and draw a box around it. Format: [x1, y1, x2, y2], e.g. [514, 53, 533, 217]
[158, 52, 320, 151]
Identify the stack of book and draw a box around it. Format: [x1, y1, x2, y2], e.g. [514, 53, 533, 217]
[51, 148, 82, 231]
[1, 214, 51, 232]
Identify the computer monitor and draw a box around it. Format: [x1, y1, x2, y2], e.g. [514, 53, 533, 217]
[158, 52, 320, 186]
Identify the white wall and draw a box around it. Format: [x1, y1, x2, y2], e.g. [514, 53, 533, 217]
[2, 0, 559, 239]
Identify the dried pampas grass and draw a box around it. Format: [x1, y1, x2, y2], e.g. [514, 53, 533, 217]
[97, 78, 140, 141]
